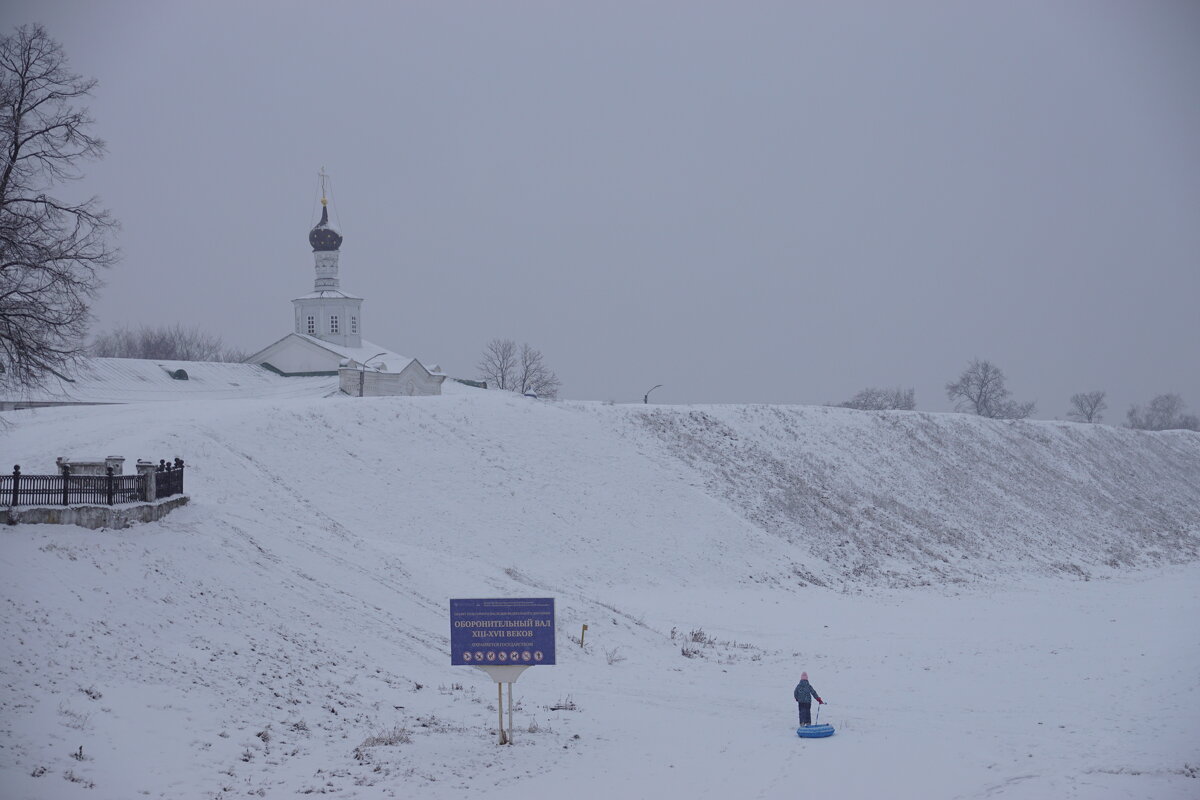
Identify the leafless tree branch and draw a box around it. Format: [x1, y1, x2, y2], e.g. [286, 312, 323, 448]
[477, 337, 517, 391]
[1066, 390, 1106, 423]
[476, 338, 560, 398]
[515, 342, 561, 399]
[945, 358, 1035, 419]
[1, 24, 116, 391]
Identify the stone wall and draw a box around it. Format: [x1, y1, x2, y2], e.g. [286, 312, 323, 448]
[55, 456, 126, 476]
[3, 495, 189, 530]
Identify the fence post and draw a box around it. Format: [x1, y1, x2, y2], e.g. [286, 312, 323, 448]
[175, 458, 185, 494]
[11, 465, 18, 507]
[61, 463, 70, 506]
[106, 466, 115, 506]
[136, 460, 155, 502]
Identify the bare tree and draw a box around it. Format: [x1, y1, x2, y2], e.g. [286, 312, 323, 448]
[477, 338, 560, 398]
[477, 337, 517, 390]
[1066, 390, 1106, 423]
[0, 24, 117, 390]
[945, 358, 1036, 419]
[1127, 393, 1200, 432]
[515, 341, 561, 398]
[838, 386, 916, 411]
[91, 323, 246, 362]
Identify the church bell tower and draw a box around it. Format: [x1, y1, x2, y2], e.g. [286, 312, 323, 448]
[292, 169, 363, 348]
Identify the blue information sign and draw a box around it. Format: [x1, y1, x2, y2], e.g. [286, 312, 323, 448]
[450, 597, 556, 667]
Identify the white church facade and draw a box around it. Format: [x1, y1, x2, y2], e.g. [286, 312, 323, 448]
[1, 182, 446, 410]
[246, 190, 446, 396]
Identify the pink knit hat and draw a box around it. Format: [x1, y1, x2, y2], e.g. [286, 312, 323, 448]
[801, 672, 809, 680]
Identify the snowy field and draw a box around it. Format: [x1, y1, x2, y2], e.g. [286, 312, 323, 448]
[2, 391, 1198, 799]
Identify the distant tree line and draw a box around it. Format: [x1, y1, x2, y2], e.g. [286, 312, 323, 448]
[838, 386, 916, 411]
[835, 359, 1197, 431]
[91, 324, 246, 362]
[1126, 393, 1199, 432]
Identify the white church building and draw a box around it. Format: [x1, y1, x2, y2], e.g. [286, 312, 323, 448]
[1, 184, 446, 410]
[246, 191, 446, 397]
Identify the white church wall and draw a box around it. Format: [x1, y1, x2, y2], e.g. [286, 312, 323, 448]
[338, 361, 444, 397]
[259, 337, 340, 375]
[292, 296, 363, 349]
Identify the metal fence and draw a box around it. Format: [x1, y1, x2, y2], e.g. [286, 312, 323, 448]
[155, 459, 185, 500]
[2, 459, 185, 507]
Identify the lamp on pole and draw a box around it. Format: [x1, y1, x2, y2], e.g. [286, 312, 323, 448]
[643, 384, 663, 404]
[358, 352, 388, 397]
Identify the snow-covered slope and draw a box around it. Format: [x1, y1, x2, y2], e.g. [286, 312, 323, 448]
[2, 394, 1198, 799]
[3, 358, 340, 406]
[619, 403, 1200, 586]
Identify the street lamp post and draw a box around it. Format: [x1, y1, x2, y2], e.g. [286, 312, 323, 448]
[359, 352, 388, 397]
[643, 384, 663, 404]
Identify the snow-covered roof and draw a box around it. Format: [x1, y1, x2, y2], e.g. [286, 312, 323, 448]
[1, 357, 339, 406]
[293, 334, 444, 375]
[292, 290, 363, 301]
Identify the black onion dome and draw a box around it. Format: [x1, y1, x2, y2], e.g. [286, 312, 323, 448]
[308, 205, 343, 251]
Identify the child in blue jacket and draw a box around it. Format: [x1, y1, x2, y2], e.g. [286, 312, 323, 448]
[793, 672, 825, 726]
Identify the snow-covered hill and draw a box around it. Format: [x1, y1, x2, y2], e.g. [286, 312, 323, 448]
[2, 393, 1198, 799]
[624, 403, 1200, 585]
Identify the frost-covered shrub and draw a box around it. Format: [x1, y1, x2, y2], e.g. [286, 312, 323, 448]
[357, 726, 412, 748]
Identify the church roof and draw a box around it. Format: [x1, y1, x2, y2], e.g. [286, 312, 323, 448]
[293, 289, 363, 301]
[293, 334, 444, 375]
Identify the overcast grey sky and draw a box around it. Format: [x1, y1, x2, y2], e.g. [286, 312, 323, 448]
[8, 1, 1199, 417]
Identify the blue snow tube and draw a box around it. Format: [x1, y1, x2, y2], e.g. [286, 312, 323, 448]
[796, 724, 835, 738]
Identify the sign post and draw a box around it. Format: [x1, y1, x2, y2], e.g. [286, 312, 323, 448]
[450, 597, 555, 745]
